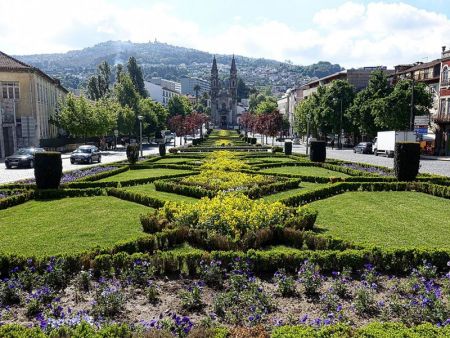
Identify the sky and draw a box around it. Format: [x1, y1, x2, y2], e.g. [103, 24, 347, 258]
[1, 0, 450, 68]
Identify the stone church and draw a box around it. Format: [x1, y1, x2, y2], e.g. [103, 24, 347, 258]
[210, 56, 237, 128]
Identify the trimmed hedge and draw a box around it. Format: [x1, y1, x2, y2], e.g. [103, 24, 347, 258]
[126, 144, 139, 164]
[284, 141, 293, 155]
[395, 142, 420, 181]
[0, 191, 34, 210]
[309, 141, 326, 162]
[159, 143, 166, 156]
[107, 188, 166, 208]
[74, 165, 129, 182]
[34, 152, 62, 189]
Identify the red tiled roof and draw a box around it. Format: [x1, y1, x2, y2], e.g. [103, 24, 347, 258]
[0, 51, 32, 70]
[0, 50, 68, 93]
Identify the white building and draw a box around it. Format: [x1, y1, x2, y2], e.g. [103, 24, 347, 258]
[144, 81, 181, 106]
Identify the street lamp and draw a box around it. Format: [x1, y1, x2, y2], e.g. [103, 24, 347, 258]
[137, 115, 143, 158]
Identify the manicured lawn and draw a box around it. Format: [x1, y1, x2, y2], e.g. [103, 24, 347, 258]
[262, 182, 323, 202]
[123, 183, 199, 203]
[261, 166, 349, 178]
[97, 168, 193, 182]
[155, 157, 197, 164]
[311, 191, 450, 248]
[0, 197, 151, 256]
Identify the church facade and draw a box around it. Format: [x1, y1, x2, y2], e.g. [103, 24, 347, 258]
[210, 56, 238, 128]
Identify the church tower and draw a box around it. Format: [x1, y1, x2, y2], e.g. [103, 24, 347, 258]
[210, 56, 219, 126]
[229, 55, 238, 125]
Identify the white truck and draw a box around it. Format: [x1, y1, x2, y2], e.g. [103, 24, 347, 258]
[373, 131, 417, 157]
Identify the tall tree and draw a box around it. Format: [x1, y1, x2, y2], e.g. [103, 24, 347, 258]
[86, 61, 111, 101]
[167, 95, 192, 117]
[255, 97, 278, 115]
[237, 78, 250, 101]
[127, 56, 147, 98]
[138, 98, 168, 135]
[193, 84, 201, 103]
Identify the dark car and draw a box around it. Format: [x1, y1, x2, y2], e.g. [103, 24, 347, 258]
[70, 145, 101, 164]
[353, 142, 373, 154]
[5, 147, 45, 169]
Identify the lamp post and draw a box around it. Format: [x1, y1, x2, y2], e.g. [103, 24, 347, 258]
[305, 112, 311, 155]
[137, 115, 143, 158]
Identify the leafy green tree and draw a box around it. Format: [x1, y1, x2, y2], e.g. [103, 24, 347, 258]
[127, 56, 147, 98]
[92, 98, 119, 136]
[117, 105, 136, 136]
[138, 98, 168, 135]
[255, 97, 278, 114]
[167, 95, 192, 117]
[86, 61, 111, 100]
[294, 93, 320, 136]
[347, 70, 390, 137]
[237, 78, 250, 101]
[114, 74, 140, 113]
[372, 79, 432, 130]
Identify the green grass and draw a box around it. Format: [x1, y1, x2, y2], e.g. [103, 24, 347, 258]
[261, 166, 349, 178]
[122, 183, 199, 203]
[0, 196, 151, 256]
[97, 168, 193, 182]
[262, 182, 323, 202]
[311, 191, 450, 248]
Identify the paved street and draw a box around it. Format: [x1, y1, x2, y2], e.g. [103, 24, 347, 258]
[0, 145, 163, 185]
[258, 136, 450, 177]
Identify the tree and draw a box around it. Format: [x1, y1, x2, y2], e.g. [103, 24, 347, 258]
[167, 95, 192, 117]
[168, 115, 186, 145]
[138, 98, 168, 136]
[237, 78, 250, 101]
[372, 79, 432, 131]
[127, 56, 147, 98]
[92, 98, 119, 136]
[52, 94, 112, 141]
[255, 97, 278, 115]
[193, 84, 201, 103]
[117, 105, 135, 137]
[240, 112, 253, 137]
[348, 70, 390, 138]
[86, 61, 111, 101]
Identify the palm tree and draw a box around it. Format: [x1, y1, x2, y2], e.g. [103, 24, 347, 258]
[193, 84, 201, 104]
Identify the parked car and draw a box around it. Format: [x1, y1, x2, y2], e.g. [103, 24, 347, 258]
[5, 147, 45, 169]
[353, 142, 373, 154]
[70, 145, 101, 164]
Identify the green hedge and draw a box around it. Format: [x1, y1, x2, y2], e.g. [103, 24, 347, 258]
[75, 165, 129, 182]
[107, 188, 165, 208]
[154, 179, 215, 198]
[310, 141, 326, 162]
[34, 152, 62, 189]
[395, 142, 420, 181]
[285, 141, 293, 155]
[0, 191, 34, 210]
[279, 181, 450, 206]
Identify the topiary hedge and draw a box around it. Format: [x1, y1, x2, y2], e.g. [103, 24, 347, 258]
[309, 141, 326, 162]
[34, 152, 62, 189]
[284, 141, 293, 155]
[394, 142, 420, 181]
[126, 144, 139, 164]
[158, 143, 166, 156]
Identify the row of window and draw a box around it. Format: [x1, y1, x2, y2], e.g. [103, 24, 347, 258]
[439, 98, 450, 115]
[1, 82, 20, 99]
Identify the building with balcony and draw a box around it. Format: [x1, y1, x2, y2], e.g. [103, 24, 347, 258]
[0, 51, 67, 159]
[436, 46, 450, 155]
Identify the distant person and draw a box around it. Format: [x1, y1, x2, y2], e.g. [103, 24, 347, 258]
[330, 139, 335, 150]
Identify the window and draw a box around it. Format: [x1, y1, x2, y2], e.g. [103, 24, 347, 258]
[1, 82, 20, 99]
[447, 99, 450, 115]
[442, 66, 449, 85]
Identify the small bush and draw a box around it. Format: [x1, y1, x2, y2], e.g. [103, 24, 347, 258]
[126, 145, 139, 164]
[169, 148, 178, 154]
[159, 144, 166, 156]
[272, 146, 283, 153]
[34, 152, 62, 189]
[310, 141, 326, 162]
[284, 141, 293, 155]
[394, 142, 420, 181]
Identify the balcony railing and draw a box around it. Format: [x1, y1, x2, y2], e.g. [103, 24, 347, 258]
[441, 79, 450, 87]
[432, 113, 450, 123]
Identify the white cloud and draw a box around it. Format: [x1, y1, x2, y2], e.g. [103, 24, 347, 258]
[1, 1, 449, 68]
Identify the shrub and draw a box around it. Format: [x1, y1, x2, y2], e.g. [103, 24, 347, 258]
[159, 144, 166, 156]
[284, 141, 293, 155]
[251, 137, 257, 145]
[126, 145, 139, 164]
[310, 141, 326, 162]
[169, 148, 178, 154]
[272, 146, 283, 153]
[394, 142, 420, 181]
[34, 152, 62, 189]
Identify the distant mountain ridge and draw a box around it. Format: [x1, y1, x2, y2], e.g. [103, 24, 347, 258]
[15, 40, 343, 92]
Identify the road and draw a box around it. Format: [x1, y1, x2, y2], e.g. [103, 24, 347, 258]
[259, 136, 450, 177]
[0, 144, 170, 185]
